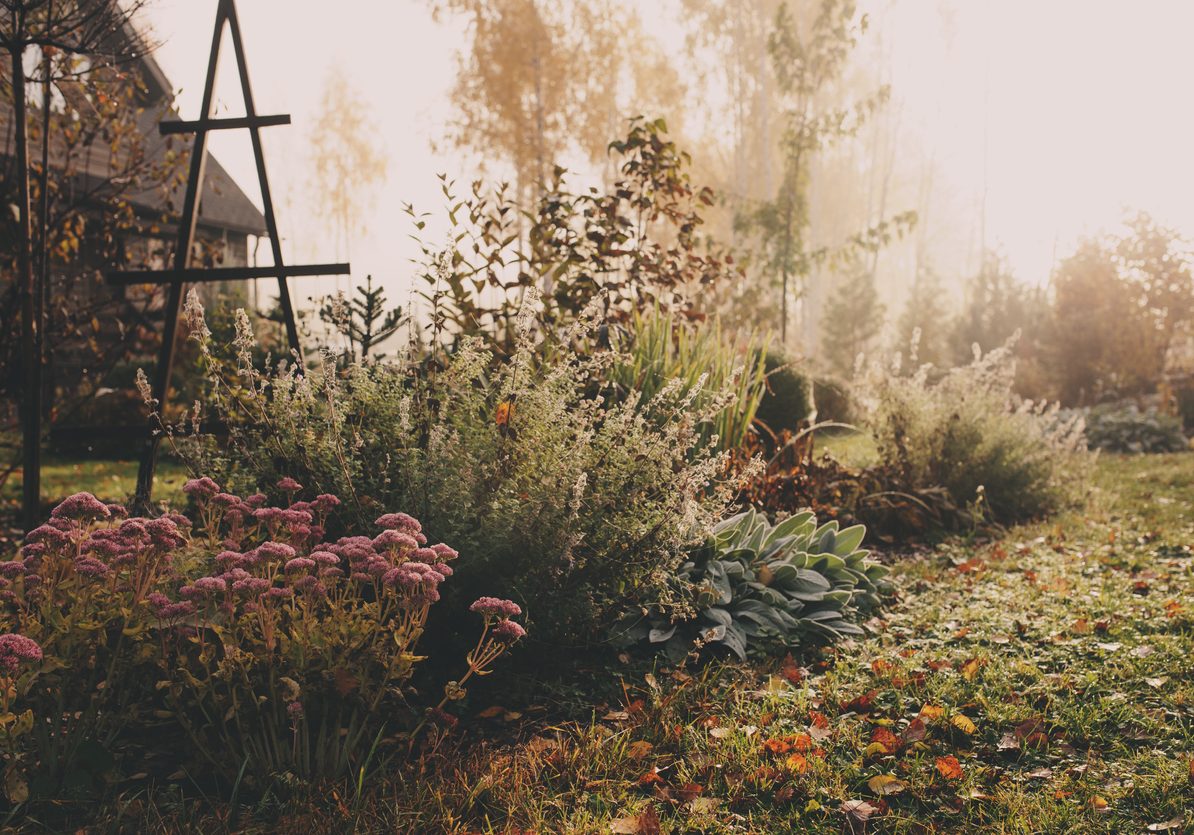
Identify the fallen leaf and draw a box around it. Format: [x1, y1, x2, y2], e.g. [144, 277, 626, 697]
[901, 718, 927, 744]
[843, 690, 879, 714]
[840, 799, 879, 822]
[919, 704, 945, 721]
[687, 796, 720, 814]
[1096, 642, 1122, 652]
[785, 753, 808, 774]
[871, 727, 901, 753]
[935, 755, 964, 781]
[1146, 676, 1167, 689]
[867, 774, 907, 796]
[609, 816, 642, 834]
[1146, 817, 1184, 832]
[960, 657, 983, 681]
[627, 741, 654, 761]
[604, 710, 631, 721]
[636, 806, 662, 835]
[781, 653, 806, 685]
[950, 714, 977, 735]
[1027, 767, 1053, 779]
[476, 705, 505, 719]
[1090, 795, 1109, 812]
[708, 727, 731, 740]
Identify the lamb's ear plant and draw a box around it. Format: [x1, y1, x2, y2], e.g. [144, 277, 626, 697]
[615, 507, 888, 662]
[1079, 402, 1187, 453]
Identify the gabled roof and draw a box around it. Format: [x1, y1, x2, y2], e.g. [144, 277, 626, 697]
[0, 11, 267, 238]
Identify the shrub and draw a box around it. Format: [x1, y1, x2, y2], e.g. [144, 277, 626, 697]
[812, 376, 856, 425]
[615, 507, 887, 661]
[754, 352, 815, 435]
[1080, 403, 1187, 454]
[0, 489, 523, 791]
[858, 344, 1090, 524]
[178, 291, 740, 648]
[608, 308, 768, 453]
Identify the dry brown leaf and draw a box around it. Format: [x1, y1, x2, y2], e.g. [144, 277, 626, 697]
[840, 799, 879, 822]
[627, 740, 654, 761]
[867, 774, 907, 796]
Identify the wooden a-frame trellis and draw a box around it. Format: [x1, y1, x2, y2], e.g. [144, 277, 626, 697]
[106, 0, 349, 508]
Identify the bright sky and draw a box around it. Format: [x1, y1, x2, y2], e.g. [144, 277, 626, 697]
[140, 0, 1194, 304]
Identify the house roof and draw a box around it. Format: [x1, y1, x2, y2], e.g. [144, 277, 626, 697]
[0, 11, 267, 239]
[125, 23, 268, 237]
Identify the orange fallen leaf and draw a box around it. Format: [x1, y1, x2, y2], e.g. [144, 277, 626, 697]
[780, 653, 806, 685]
[919, 704, 945, 721]
[935, 755, 964, 781]
[762, 737, 792, 755]
[870, 727, 901, 753]
[785, 753, 809, 774]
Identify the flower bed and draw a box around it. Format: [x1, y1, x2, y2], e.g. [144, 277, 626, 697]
[0, 484, 524, 797]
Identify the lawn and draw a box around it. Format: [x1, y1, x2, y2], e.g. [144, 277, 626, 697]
[352, 452, 1190, 833]
[0, 455, 187, 522]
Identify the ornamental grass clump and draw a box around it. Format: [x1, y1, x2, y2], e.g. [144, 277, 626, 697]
[177, 289, 743, 647]
[0, 489, 523, 795]
[858, 341, 1090, 524]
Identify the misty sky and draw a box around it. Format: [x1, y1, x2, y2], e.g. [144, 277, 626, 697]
[140, 0, 1194, 307]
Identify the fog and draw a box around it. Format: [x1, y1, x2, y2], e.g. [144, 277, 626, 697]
[140, 0, 1194, 344]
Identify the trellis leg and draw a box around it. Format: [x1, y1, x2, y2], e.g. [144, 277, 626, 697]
[224, 1, 301, 362]
[133, 0, 227, 510]
[120, 0, 349, 510]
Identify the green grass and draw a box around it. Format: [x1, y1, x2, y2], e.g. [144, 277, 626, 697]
[1, 455, 187, 517]
[815, 428, 879, 468]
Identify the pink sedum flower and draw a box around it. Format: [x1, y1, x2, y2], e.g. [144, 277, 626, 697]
[469, 597, 523, 618]
[0, 634, 42, 673]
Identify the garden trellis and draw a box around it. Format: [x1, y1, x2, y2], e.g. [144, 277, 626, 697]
[105, 0, 349, 508]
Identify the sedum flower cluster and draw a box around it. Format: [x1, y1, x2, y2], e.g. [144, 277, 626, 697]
[0, 486, 524, 788]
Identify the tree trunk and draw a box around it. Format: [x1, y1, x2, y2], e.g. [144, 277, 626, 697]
[12, 42, 41, 531]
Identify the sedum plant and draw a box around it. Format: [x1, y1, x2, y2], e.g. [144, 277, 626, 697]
[0, 489, 524, 793]
[616, 507, 888, 661]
